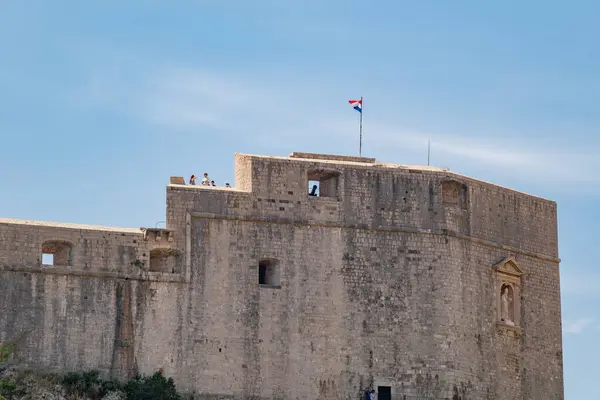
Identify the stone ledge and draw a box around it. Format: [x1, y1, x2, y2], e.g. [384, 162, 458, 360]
[289, 152, 376, 164]
[0, 218, 142, 234]
[141, 227, 174, 242]
[308, 196, 340, 203]
[167, 184, 248, 193]
[495, 322, 524, 339]
[259, 284, 282, 289]
[0, 264, 186, 283]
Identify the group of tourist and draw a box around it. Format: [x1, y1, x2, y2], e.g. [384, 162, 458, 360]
[188, 173, 231, 188]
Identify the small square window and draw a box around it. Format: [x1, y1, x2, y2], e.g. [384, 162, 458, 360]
[42, 253, 54, 265]
[258, 259, 280, 287]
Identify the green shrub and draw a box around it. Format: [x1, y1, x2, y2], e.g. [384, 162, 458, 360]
[62, 370, 121, 399]
[60, 369, 182, 400]
[0, 378, 19, 397]
[63, 370, 98, 395]
[0, 345, 11, 363]
[100, 378, 122, 394]
[123, 371, 181, 400]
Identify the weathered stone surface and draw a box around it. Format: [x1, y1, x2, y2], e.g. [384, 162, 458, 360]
[0, 152, 563, 399]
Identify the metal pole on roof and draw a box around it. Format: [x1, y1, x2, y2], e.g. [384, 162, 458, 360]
[155, 221, 165, 228]
[359, 96, 363, 157]
[427, 139, 431, 166]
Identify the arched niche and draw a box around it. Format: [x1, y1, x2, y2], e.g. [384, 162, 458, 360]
[493, 256, 523, 328]
[500, 283, 515, 324]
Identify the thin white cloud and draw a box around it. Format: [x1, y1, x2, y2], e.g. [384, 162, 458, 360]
[132, 67, 282, 131]
[317, 118, 600, 187]
[67, 62, 600, 189]
[563, 318, 594, 334]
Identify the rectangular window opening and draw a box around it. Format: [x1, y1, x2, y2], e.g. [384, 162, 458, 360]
[307, 170, 340, 198]
[258, 259, 280, 287]
[42, 253, 54, 265]
[308, 180, 320, 197]
[377, 386, 391, 400]
[441, 180, 468, 209]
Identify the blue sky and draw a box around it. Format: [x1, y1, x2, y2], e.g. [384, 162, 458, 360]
[0, 1, 597, 398]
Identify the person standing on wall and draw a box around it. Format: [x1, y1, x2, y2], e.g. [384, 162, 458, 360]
[201, 172, 210, 185]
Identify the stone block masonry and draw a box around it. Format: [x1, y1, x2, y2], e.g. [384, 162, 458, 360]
[0, 151, 563, 399]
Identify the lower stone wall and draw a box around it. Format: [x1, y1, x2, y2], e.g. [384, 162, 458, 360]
[0, 269, 183, 383]
[0, 219, 564, 400]
[0, 270, 119, 374]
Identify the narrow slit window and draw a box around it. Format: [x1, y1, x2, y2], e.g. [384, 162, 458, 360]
[308, 180, 320, 196]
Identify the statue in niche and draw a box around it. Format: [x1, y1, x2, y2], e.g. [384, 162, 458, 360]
[500, 284, 515, 326]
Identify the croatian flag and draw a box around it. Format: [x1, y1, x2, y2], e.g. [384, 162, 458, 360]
[348, 99, 362, 113]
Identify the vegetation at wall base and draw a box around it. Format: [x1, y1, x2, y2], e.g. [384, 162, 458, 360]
[124, 372, 181, 400]
[0, 365, 184, 400]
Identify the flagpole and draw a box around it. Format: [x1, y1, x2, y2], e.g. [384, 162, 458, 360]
[359, 96, 363, 157]
[427, 139, 430, 166]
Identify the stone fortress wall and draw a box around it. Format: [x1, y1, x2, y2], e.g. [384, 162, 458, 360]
[0, 152, 563, 399]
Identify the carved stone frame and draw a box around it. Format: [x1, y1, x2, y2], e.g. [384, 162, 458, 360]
[492, 256, 523, 337]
